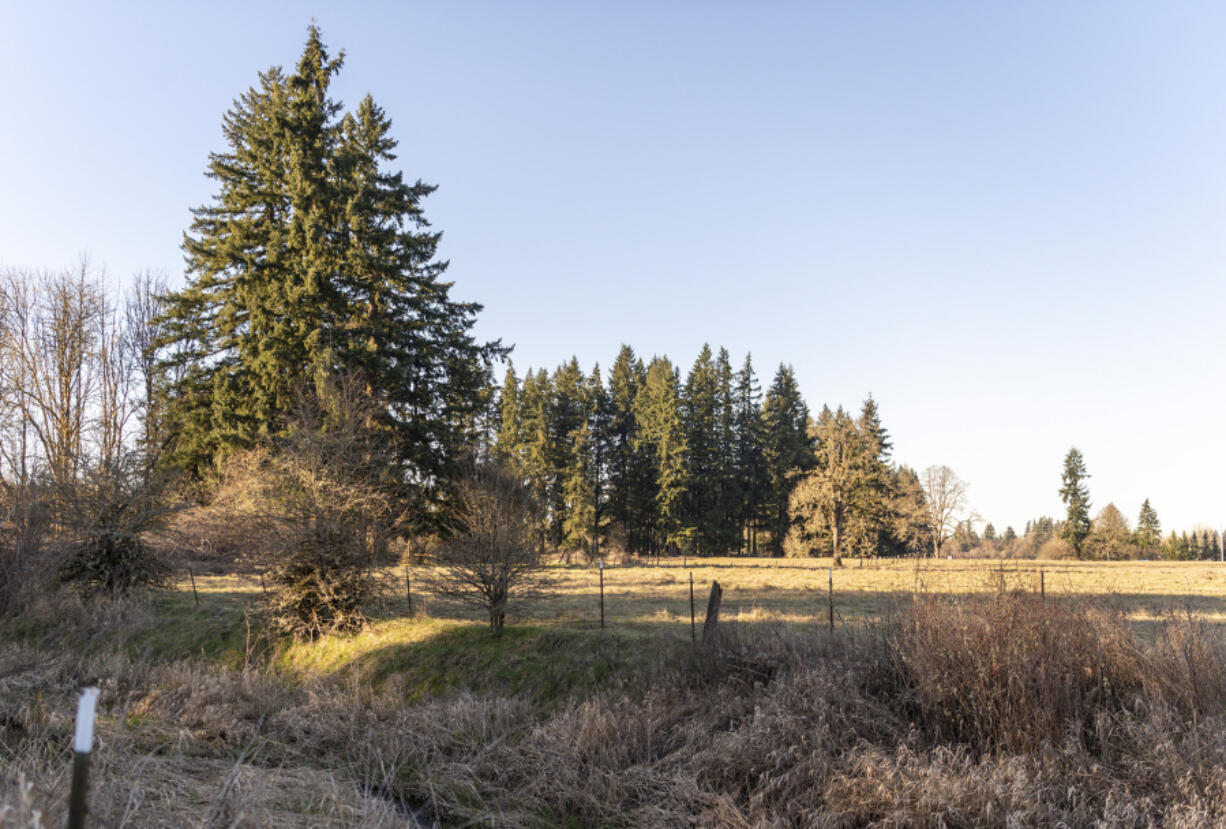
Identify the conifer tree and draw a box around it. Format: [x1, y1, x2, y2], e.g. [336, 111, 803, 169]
[681, 345, 722, 554]
[496, 363, 521, 465]
[1135, 498, 1161, 555]
[846, 396, 892, 556]
[713, 347, 738, 553]
[885, 465, 929, 556]
[562, 365, 609, 559]
[562, 420, 597, 558]
[732, 354, 768, 554]
[761, 365, 812, 554]
[605, 346, 653, 553]
[548, 358, 587, 549]
[517, 368, 553, 548]
[159, 26, 500, 510]
[635, 357, 686, 553]
[587, 364, 611, 557]
[1059, 447, 1092, 558]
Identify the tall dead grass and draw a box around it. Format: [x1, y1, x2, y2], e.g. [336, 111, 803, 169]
[7, 592, 1226, 826]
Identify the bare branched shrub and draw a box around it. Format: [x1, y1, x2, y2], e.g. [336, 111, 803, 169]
[55, 456, 174, 597]
[219, 379, 406, 638]
[423, 458, 552, 634]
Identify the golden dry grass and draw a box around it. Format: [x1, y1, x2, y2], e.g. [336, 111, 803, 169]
[180, 556, 1226, 631]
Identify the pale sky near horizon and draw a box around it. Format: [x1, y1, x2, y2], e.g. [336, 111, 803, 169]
[1, 2, 1223, 535]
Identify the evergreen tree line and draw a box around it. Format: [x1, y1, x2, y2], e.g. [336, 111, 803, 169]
[957, 498, 1222, 561]
[493, 348, 939, 562]
[492, 345, 811, 557]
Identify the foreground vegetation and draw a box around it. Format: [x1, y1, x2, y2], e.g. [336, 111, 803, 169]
[6, 559, 1226, 827]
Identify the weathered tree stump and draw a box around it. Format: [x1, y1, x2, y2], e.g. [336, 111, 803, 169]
[702, 580, 723, 645]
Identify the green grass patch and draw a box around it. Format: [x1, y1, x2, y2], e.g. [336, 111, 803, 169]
[126, 589, 252, 666]
[0, 586, 253, 669]
[279, 617, 689, 708]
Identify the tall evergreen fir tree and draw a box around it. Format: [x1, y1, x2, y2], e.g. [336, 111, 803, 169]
[605, 346, 653, 553]
[158, 27, 501, 510]
[517, 368, 553, 547]
[561, 420, 597, 559]
[548, 358, 588, 548]
[495, 363, 521, 465]
[760, 364, 813, 554]
[732, 354, 768, 555]
[846, 396, 893, 556]
[586, 364, 611, 557]
[1059, 447, 1092, 558]
[681, 345, 722, 554]
[1135, 498, 1161, 554]
[635, 357, 687, 554]
[885, 465, 929, 556]
[712, 347, 739, 553]
[560, 364, 609, 559]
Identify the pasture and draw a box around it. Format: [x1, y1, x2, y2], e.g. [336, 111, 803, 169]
[185, 555, 1226, 633]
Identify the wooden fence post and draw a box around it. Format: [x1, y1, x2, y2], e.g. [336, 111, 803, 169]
[405, 569, 413, 616]
[828, 566, 834, 632]
[689, 571, 695, 644]
[1040, 569, 1045, 601]
[702, 580, 722, 644]
[599, 560, 605, 629]
[188, 567, 199, 607]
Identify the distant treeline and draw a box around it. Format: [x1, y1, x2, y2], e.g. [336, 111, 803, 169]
[493, 345, 931, 559]
[950, 509, 1224, 561]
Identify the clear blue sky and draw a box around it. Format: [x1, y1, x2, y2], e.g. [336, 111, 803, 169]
[2, 2, 1224, 535]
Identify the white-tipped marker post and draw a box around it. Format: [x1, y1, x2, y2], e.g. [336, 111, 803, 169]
[69, 687, 100, 829]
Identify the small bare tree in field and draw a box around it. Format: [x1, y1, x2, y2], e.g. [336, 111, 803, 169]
[425, 458, 551, 634]
[922, 465, 968, 558]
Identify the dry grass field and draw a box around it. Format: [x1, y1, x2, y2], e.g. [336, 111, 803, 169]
[182, 555, 1226, 627]
[504, 556, 1226, 627]
[7, 556, 1226, 827]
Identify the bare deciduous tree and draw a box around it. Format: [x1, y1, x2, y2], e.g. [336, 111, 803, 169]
[125, 270, 171, 480]
[0, 264, 173, 607]
[922, 465, 968, 558]
[0, 272, 46, 609]
[423, 458, 552, 634]
[25, 265, 105, 488]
